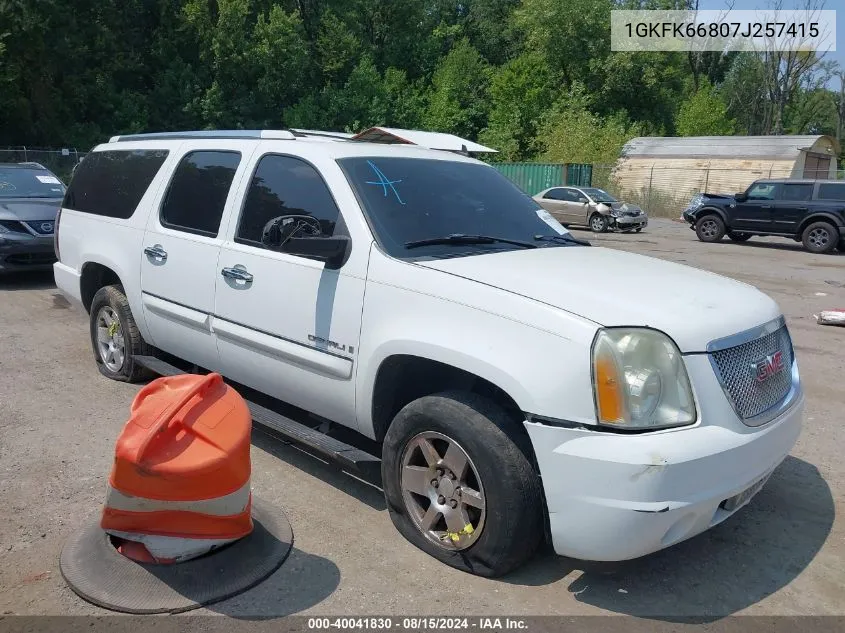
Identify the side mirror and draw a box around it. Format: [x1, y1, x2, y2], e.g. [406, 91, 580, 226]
[735, 192, 748, 202]
[284, 235, 351, 270]
[577, 197, 589, 204]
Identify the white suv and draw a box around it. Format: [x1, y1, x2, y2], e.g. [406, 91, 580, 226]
[54, 130, 803, 577]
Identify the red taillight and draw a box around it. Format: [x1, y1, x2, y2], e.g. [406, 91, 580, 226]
[54, 207, 62, 260]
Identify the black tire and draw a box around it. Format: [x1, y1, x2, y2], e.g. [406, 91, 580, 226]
[635, 228, 642, 233]
[801, 221, 838, 254]
[589, 213, 608, 233]
[89, 285, 152, 382]
[382, 391, 543, 577]
[695, 215, 726, 242]
[728, 232, 752, 242]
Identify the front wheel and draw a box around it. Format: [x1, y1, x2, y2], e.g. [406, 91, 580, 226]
[695, 215, 725, 242]
[635, 228, 642, 233]
[382, 392, 542, 577]
[802, 221, 838, 254]
[728, 232, 752, 242]
[589, 213, 608, 233]
[89, 285, 152, 382]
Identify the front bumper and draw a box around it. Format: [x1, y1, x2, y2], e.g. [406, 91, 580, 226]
[612, 215, 648, 229]
[525, 356, 803, 561]
[0, 234, 56, 271]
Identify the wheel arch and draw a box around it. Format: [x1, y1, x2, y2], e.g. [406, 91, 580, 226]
[80, 261, 124, 313]
[694, 207, 728, 223]
[796, 213, 842, 236]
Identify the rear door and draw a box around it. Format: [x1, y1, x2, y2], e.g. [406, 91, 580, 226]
[773, 182, 814, 234]
[732, 182, 779, 232]
[139, 141, 256, 370]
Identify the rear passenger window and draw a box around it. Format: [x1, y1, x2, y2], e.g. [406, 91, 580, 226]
[544, 189, 566, 200]
[781, 183, 813, 202]
[236, 154, 341, 247]
[817, 183, 845, 201]
[160, 151, 241, 237]
[63, 150, 169, 219]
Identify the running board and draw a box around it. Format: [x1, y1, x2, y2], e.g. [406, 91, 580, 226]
[134, 355, 382, 485]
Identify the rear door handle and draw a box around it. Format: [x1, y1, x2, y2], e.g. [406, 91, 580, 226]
[796, 207, 809, 211]
[143, 244, 167, 261]
[760, 205, 772, 209]
[221, 266, 254, 283]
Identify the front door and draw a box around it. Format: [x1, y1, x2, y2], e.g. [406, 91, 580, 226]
[564, 188, 591, 225]
[731, 182, 779, 232]
[140, 144, 253, 370]
[213, 153, 366, 426]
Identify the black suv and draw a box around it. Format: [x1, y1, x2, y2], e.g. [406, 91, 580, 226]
[682, 179, 845, 254]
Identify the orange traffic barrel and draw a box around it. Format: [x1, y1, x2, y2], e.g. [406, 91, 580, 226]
[101, 372, 253, 562]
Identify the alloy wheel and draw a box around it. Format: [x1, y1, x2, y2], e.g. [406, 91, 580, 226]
[96, 306, 125, 372]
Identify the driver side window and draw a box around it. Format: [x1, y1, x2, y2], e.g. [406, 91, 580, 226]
[747, 183, 779, 201]
[236, 154, 341, 249]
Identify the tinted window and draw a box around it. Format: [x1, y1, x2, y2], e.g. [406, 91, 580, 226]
[236, 155, 340, 247]
[160, 151, 240, 237]
[0, 167, 65, 198]
[817, 182, 845, 201]
[339, 157, 579, 259]
[63, 150, 168, 218]
[543, 188, 565, 200]
[781, 183, 813, 202]
[747, 183, 779, 200]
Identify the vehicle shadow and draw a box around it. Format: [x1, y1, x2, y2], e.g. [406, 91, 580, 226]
[730, 240, 844, 255]
[502, 455, 833, 622]
[251, 427, 387, 512]
[0, 269, 56, 290]
[206, 546, 341, 619]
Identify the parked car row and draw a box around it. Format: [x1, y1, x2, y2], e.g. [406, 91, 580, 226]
[683, 179, 845, 254]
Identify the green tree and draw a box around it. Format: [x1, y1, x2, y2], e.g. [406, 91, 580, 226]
[424, 39, 490, 139]
[479, 52, 552, 160]
[541, 101, 644, 164]
[675, 81, 736, 136]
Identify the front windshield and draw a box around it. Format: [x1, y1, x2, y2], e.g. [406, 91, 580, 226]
[581, 188, 616, 203]
[0, 168, 65, 198]
[339, 157, 577, 259]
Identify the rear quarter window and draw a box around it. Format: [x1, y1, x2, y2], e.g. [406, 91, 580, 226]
[816, 183, 845, 201]
[63, 149, 169, 219]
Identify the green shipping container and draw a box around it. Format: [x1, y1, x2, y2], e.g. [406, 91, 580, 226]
[492, 163, 565, 196]
[492, 163, 592, 195]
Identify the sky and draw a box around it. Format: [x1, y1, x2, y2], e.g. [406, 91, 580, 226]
[699, 0, 843, 86]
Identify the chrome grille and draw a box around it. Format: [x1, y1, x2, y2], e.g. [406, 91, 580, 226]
[711, 324, 793, 423]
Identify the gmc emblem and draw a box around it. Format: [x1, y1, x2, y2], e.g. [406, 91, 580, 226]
[753, 351, 785, 382]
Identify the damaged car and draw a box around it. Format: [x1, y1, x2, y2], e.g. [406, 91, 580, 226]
[534, 186, 647, 233]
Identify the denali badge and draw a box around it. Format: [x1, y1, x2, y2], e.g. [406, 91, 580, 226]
[308, 334, 354, 354]
[753, 351, 785, 382]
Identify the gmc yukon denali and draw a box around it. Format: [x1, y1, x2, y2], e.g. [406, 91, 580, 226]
[54, 130, 804, 576]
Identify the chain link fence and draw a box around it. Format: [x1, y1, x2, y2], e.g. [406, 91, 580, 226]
[1, 147, 87, 183]
[591, 164, 845, 218]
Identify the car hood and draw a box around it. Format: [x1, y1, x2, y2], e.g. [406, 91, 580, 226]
[417, 246, 780, 352]
[603, 201, 642, 213]
[0, 197, 62, 221]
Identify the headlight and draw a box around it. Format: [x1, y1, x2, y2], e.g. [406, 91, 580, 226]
[592, 328, 696, 430]
[609, 210, 622, 217]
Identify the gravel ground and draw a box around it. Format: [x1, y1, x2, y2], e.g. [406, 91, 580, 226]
[0, 219, 842, 620]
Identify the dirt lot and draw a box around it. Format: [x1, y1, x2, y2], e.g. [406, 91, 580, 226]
[0, 219, 843, 620]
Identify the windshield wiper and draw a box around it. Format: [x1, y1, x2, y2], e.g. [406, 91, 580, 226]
[534, 234, 591, 247]
[405, 234, 537, 249]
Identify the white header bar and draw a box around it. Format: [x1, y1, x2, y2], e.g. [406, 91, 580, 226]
[611, 9, 836, 52]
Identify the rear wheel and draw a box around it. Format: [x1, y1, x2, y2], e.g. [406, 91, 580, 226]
[728, 232, 752, 242]
[89, 285, 152, 382]
[802, 221, 838, 254]
[589, 213, 608, 233]
[382, 391, 542, 577]
[695, 215, 725, 242]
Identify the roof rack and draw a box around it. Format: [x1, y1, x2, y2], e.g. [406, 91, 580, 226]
[108, 130, 297, 143]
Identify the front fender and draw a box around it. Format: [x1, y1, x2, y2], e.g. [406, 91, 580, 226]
[354, 263, 600, 438]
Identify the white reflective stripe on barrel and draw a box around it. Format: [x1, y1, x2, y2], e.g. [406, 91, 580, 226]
[104, 479, 251, 516]
[107, 530, 237, 561]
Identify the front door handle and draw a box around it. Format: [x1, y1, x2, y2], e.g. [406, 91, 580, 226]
[796, 207, 809, 211]
[221, 266, 254, 283]
[760, 205, 772, 209]
[143, 244, 167, 261]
